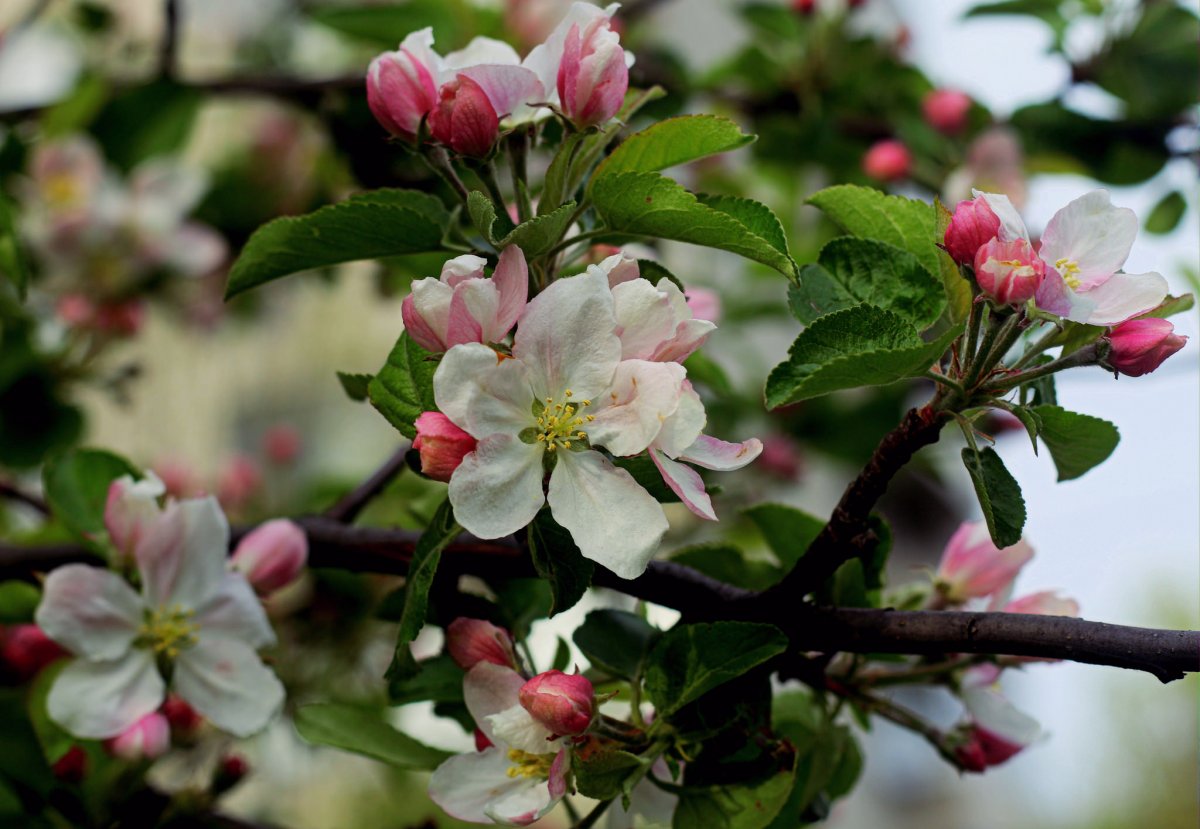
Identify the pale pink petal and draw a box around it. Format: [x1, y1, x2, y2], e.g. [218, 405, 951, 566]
[105, 473, 165, 562]
[456, 64, 545, 120]
[446, 281, 492, 347]
[407, 277, 455, 352]
[433, 342, 534, 438]
[464, 662, 527, 747]
[596, 252, 640, 287]
[678, 435, 764, 471]
[35, 565, 143, 660]
[429, 747, 544, 824]
[486, 776, 558, 826]
[442, 37, 522, 72]
[522, 1, 613, 103]
[491, 245, 529, 337]
[1033, 269, 1090, 321]
[651, 450, 716, 521]
[486, 704, 555, 754]
[173, 637, 284, 737]
[164, 223, 227, 277]
[440, 254, 488, 287]
[548, 450, 668, 579]
[193, 573, 275, 650]
[974, 190, 1028, 242]
[547, 749, 569, 800]
[47, 651, 164, 739]
[652, 318, 717, 363]
[612, 279, 678, 360]
[963, 688, 1041, 747]
[586, 359, 686, 457]
[448, 434, 546, 540]
[1039, 190, 1137, 284]
[135, 496, 230, 612]
[654, 382, 706, 458]
[1004, 590, 1079, 617]
[402, 292, 447, 353]
[1077, 271, 1168, 326]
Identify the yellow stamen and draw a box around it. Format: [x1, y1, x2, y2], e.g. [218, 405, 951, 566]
[137, 605, 198, 660]
[505, 749, 555, 779]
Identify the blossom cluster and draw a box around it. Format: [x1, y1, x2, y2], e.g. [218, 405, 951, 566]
[405, 247, 762, 579]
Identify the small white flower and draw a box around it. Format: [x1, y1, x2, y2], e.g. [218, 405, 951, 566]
[35, 496, 284, 739]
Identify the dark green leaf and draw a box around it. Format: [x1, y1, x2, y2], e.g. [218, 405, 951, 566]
[674, 757, 796, 829]
[671, 543, 781, 591]
[90, 80, 201, 171]
[0, 582, 40, 624]
[765, 305, 961, 409]
[0, 194, 29, 299]
[682, 350, 733, 396]
[637, 259, 685, 290]
[495, 578, 553, 639]
[573, 609, 660, 681]
[1030, 405, 1119, 482]
[294, 703, 452, 769]
[384, 499, 460, 690]
[961, 447, 1026, 548]
[528, 511, 594, 616]
[551, 637, 572, 672]
[1144, 191, 1187, 235]
[1139, 293, 1194, 320]
[368, 333, 438, 440]
[42, 448, 140, 540]
[337, 371, 373, 402]
[806, 185, 939, 277]
[467, 190, 515, 244]
[226, 189, 450, 298]
[743, 503, 824, 571]
[387, 654, 465, 706]
[573, 749, 648, 800]
[991, 402, 1042, 454]
[593, 115, 755, 182]
[644, 622, 788, 716]
[540, 133, 587, 214]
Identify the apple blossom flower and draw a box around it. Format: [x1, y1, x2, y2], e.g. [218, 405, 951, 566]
[556, 10, 629, 127]
[434, 267, 685, 578]
[105, 712, 171, 761]
[446, 618, 520, 671]
[105, 473, 165, 564]
[923, 88, 972, 134]
[429, 662, 569, 825]
[977, 189, 1168, 325]
[943, 195, 1001, 266]
[595, 249, 641, 287]
[935, 521, 1033, 604]
[955, 687, 1040, 772]
[35, 495, 285, 739]
[415, 412, 479, 482]
[519, 670, 594, 737]
[1105, 318, 1187, 377]
[684, 287, 722, 324]
[403, 247, 529, 354]
[231, 519, 308, 596]
[973, 237, 1044, 305]
[862, 139, 911, 182]
[367, 29, 440, 140]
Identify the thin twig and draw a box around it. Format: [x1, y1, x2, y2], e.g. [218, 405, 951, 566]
[825, 680, 965, 768]
[160, 0, 181, 80]
[0, 481, 49, 516]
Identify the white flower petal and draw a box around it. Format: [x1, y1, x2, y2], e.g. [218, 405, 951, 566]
[410, 277, 455, 349]
[47, 651, 164, 739]
[612, 279, 678, 360]
[449, 434, 546, 540]
[654, 382, 706, 458]
[193, 573, 275, 650]
[35, 565, 142, 660]
[963, 688, 1041, 745]
[429, 747, 542, 824]
[586, 360, 686, 457]
[513, 269, 621, 402]
[442, 37, 522, 73]
[434, 343, 535, 439]
[974, 190, 1028, 242]
[446, 278, 499, 347]
[464, 662, 527, 748]
[1038, 190, 1137, 284]
[136, 496, 230, 611]
[486, 704, 556, 755]
[1078, 271, 1169, 326]
[486, 775, 557, 826]
[173, 637, 284, 738]
[651, 450, 716, 521]
[679, 435, 764, 471]
[522, 1, 612, 103]
[548, 450, 668, 579]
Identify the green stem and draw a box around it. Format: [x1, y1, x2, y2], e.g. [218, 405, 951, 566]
[954, 413, 980, 453]
[1011, 323, 1062, 370]
[829, 683, 965, 768]
[977, 312, 1026, 377]
[855, 655, 981, 687]
[984, 343, 1104, 393]
[479, 162, 509, 216]
[544, 229, 606, 261]
[959, 297, 985, 377]
[924, 371, 965, 395]
[507, 129, 533, 223]
[574, 799, 613, 829]
[422, 146, 470, 205]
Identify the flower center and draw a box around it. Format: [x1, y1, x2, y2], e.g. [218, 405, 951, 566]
[138, 605, 198, 660]
[1055, 258, 1082, 290]
[532, 390, 594, 452]
[43, 173, 83, 209]
[505, 749, 555, 779]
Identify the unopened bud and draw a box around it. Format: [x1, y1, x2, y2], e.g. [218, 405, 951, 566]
[231, 519, 308, 596]
[413, 412, 477, 483]
[263, 424, 303, 465]
[944, 196, 1001, 266]
[974, 237, 1044, 305]
[52, 745, 89, 783]
[105, 474, 165, 564]
[557, 18, 629, 128]
[445, 617, 518, 671]
[105, 712, 171, 761]
[862, 139, 911, 182]
[923, 88, 972, 134]
[1, 624, 66, 681]
[429, 75, 500, 157]
[518, 670, 595, 737]
[161, 695, 203, 736]
[1105, 318, 1187, 377]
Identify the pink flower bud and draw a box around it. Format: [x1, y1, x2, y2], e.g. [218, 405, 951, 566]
[862, 139, 911, 182]
[758, 435, 804, 481]
[955, 725, 1026, 772]
[263, 423, 303, 465]
[474, 728, 493, 752]
[792, 0, 816, 14]
[217, 455, 262, 509]
[519, 670, 595, 737]
[153, 458, 201, 498]
[161, 695, 203, 735]
[922, 88, 972, 134]
[366, 36, 439, 140]
[429, 75, 500, 157]
[973, 237, 1044, 305]
[413, 412, 478, 483]
[684, 287, 722, 324]
[52, 745, 89, 783]
[935, 521, 1033, 603]
[231, 519, 308, 595]
[105, 712, 171, 761]
[1105, 318, 1187, 377]
[1002, 590, 1079, 618]
[557, 17, 629, 128]
[446, 617, 518, 670]
[56, 293, 95, 327]
[105, 474, 165, 564]
[944, 196, 1001, 266]
[1, 624, 66, 680]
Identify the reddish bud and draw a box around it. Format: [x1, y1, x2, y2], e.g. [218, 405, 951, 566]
[956, 724, 1026, 772]
[945, 197, 1002, 266]
[974, 237, 1044, 305]
[923, 88, 972, 134]
[217, 455, 262, 509]
[56, 294, 95, 327]
[1105, 318, 1187, 377]
[792, 0, 816, 14]
[161, 695, 203, 735]
[366, 42, 439, 140]
[446, 618, 518, 671]
[105, 474, 164, 564]
[52, 746, 89, 783]
[862, 139, 911, 182]
[93, 301, 145, 337]
[263, 424, 303, 465]
[413, 412, 477, 483]
[518, 670, 595, 737]
[429, 75, 500, 158]
[1002, 590, 1079, 618]
[474, 728, 493, 752]
[105, 712, 171, 761]
[557, 18, 629, 128]
[1, 624, 66, 681]
[231, 519, 308, 595]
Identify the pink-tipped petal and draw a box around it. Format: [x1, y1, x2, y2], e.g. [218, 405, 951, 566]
[402, 292, 447, 353]
[491, 245, 529, 337]
[651, 450, 717, 521]
[678, 435, 764, 471]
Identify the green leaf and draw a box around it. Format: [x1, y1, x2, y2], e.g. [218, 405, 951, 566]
[612, 454, 681, 503]
[991, 401, 1042, 454]
[467, 190, 516, 244]
[90, 80, 202, 171]
[337, 371, 373, 402]
[807, 185, 939, 277]
[637, 259, 685, 290]
[934, 198, 973, 326]
[829, 559, 868, 608]
[387, 654, 464, 706]
[682, 350, 732, 395]
[368, 332, 438, 440]
[593, 115, 755, 183]
[674, 758, 797, 829]
[469, 191, 577, 257]
[0, 194, 29, 300]
[1144, 190, 1187, 235]
[294, 703, 452, 770]
[573, 749, 649, 801]
[743, 504, 824, 571]
[1030, 405, 1119, 482]
[42, 448, 140, 540]
[961, 447, 1026, 548]
[573, 609, 660, 681]
[225, 189, 450, 298]
[788, 237, 945, 330]
[644, 622, 788, 716]
[384, 499, 460, 691]
[528, 511, 594, 616]
[540, 133, 587, 215]
[592, 172, 797, 280]
[1139, 293, 1194, 320]
[671, 544, 781, 591]
[765, 305, 961, 409]
[0, 582, 40, 624]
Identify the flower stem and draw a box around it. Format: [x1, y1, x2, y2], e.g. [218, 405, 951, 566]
[507, 128, 533, 223]
[479, 162, 509, 216]
[984, 342, 1104, 393]
[574, 799, 613, 829]
[422, 146, 470, 205]
[826, 680, 966, 768]
[1011, 323, 1063, 370]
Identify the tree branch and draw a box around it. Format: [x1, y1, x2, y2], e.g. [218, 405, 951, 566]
[323, 447, 410, 523]
[0, 481, 50, 516]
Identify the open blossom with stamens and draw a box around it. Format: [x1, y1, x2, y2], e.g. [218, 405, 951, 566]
[403, 247, 529, 354]
[976, 189, 1168, 325]
[434, 266, 685, 579]
[35, 496, 284, 739]
[429, 662, 569, 825]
